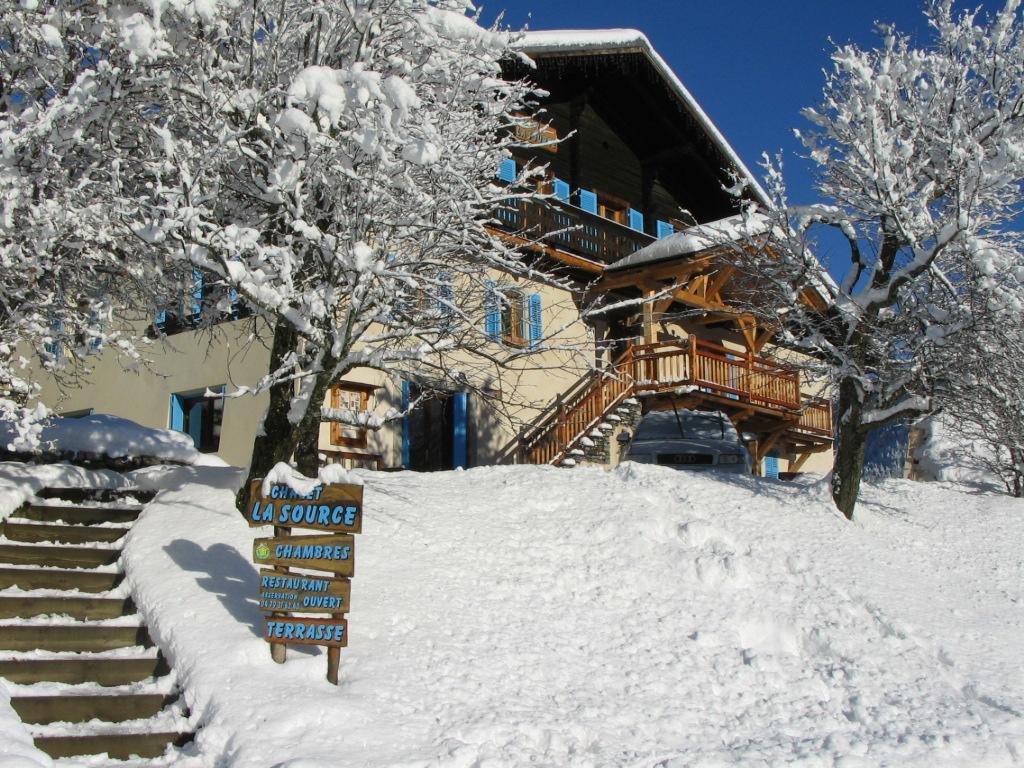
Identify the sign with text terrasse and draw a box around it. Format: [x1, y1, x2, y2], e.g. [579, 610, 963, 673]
[246, 478, 362, 534]
[259, 569, 351, 613]
[253, 534, 355, 577]
[264, 616, 348, 648]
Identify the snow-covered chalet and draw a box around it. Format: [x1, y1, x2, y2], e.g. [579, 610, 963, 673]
[36, 30, 835, 477]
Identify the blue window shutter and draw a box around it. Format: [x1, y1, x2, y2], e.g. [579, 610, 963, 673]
[401, 382, 411, 468]
[88, 304, 104, 352]
[169, 394, 185, 431]
[497, 158, 517, 183]
[187, 401, 204, 448]
[484, 280, 501, 341]
[155, 309, 168, 328]
[45, 318, 63, 361]
[578, 189, 598, 214]
[656, 220, 675, 239]
[628, 209, 645, 232]
[528, 293, 543, 348]
[552, 178, 570, 202]
[190, 269, 204, 317]
[437, 273, 454, 315]
[764, 453, 780, 479]
[452, 392, 468, 470]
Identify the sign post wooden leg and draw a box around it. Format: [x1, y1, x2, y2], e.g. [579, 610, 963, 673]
[270, 525, 291, 664]
[326, 617, 342, 685]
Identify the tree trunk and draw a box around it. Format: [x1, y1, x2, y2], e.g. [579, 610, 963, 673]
[236, 319, 301, 512]
[831, 376, 867, 520]
[291, 362, 338, 477]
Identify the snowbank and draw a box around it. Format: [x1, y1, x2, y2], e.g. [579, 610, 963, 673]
[117, 463, 1024, 766]
[0, 461, 132, 521]
[0, 414, 207, 467]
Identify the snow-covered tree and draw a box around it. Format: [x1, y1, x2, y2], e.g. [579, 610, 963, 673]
[0, 7, 181, 448]
[722, 1, 1024, 518]
[3, 0, 576, 488]
[939, 260, 1024, 496]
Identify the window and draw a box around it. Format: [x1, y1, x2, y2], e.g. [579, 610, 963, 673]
[329, 382, 378, 448]
[170, 386, 225, 453]
[151, 269, 250, 337]
[501, 289, 528, 346]
[485, 286, 543, 348]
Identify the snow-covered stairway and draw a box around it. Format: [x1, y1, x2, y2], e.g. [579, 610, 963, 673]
[0, 486, 193, 762]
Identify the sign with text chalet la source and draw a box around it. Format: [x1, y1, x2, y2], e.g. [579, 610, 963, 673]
[245, 478, 363, 684]
[247, 479, 362, 533]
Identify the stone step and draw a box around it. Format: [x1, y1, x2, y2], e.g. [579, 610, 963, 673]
[0, 656, 168, 685]
[2, 521, 129, 544]
[16, 504, 140, 526]
[0, 596, 133, 620]
[0, 544, 120, 569]
[0, 625, 151, 652]
[0, 567, 122, 593]
[11, 693, 173, 724]
[36, 487, 156, 504]
[32, 731, 191, 760]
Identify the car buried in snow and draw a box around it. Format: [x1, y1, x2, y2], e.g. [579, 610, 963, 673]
[618, 409, 751, 474]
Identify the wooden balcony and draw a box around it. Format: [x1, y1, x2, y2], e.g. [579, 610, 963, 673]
[512, 337, 833, 466]
[495, 196, 655, 265]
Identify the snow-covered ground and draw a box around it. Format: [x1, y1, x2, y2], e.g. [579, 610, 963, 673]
[2, 460, 1023, 766]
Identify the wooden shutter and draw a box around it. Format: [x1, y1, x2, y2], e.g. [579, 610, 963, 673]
[578, 189, 598, 214]
[484, 281, 501, 341]
[553, 178, 571, 202]
[452, 392, 468, 469]
[656, 220, 675, 238]
[528, 293, 543, 348]
[497, 158, 517, 183]
[628, 209, 645, 232]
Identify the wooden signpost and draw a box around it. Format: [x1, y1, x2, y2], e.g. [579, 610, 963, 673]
[245, 478, 363, 684]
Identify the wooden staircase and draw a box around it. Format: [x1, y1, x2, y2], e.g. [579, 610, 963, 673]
[0, 486, 193, 762]
[510, 338, 834, 467]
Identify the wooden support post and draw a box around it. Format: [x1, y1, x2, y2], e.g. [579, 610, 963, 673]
[689, 336, 698, 382]
[556, 396, 566, 451]
[270, 524, 291, 664]
[642, 290, 656, 344]
[326, 611, 343, 685]
[755, 427, 789, 464]
[745, 349, 754, 403]
[789, 453, 812, 473]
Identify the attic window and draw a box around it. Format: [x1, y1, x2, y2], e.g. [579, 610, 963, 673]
[515, 118, 558, 151]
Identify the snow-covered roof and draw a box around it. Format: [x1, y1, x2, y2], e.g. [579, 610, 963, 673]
[517, 30, 770, 208]
[606, 214, 770, 272]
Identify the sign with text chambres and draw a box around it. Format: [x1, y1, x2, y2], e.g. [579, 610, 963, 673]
[253, 533, 355, 577]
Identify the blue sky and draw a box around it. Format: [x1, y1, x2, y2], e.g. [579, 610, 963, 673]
[481, 0, 1003, 277]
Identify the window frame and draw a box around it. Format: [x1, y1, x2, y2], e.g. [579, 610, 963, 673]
[329, 381, 379, 448]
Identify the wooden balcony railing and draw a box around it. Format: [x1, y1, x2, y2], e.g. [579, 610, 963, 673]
[795, 396, 833, 436]
[495, 197, 655, 265]
[511, 337, 832, 465]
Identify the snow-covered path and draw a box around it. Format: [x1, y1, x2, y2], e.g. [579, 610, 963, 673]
[115, 464, 1024, 767]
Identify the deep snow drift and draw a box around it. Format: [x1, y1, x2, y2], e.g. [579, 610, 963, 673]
[2, 460, 1023, 766]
